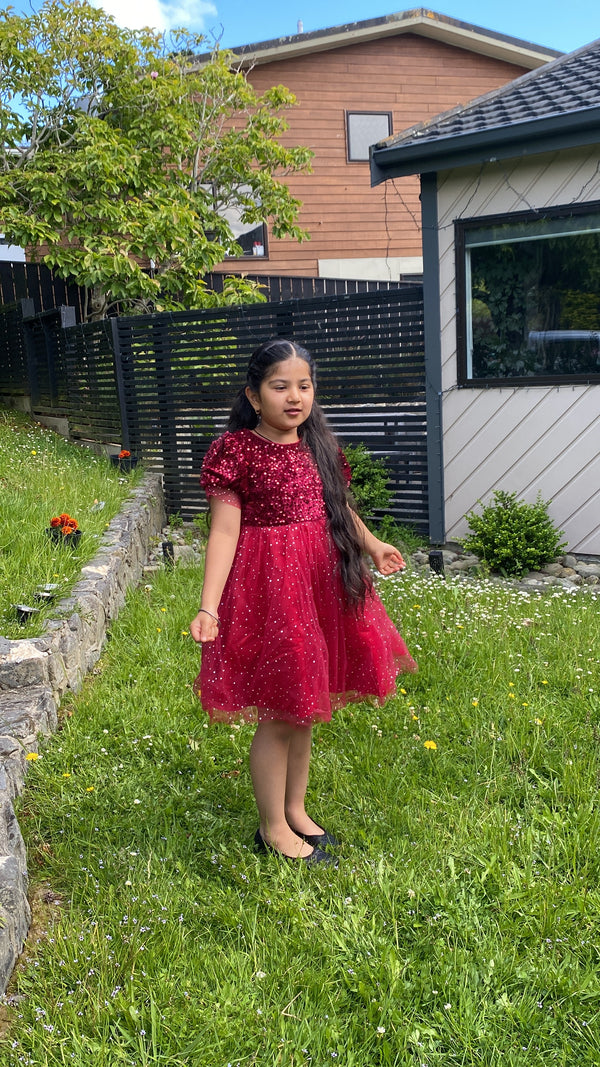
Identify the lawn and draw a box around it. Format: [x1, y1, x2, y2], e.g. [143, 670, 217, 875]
[0, 408, 142, 639]
[2, 539, 600, 1064]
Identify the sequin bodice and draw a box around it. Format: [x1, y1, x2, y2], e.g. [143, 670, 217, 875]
[201, 429, 340, 526]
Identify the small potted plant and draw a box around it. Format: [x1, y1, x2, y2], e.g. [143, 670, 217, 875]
[46, 513, 82, 548]
[110, 448, 138, 472]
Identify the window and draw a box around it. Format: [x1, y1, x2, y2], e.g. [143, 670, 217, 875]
[202, 184, 268, 259]
[221, 195, 267, 259]
[346, 111, 392, 162]
[456, 202, 600, 385]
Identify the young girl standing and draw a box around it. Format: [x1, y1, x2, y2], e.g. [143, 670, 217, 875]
[190, 339, 416, 865]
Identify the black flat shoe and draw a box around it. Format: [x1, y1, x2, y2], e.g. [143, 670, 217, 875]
[288, 826, 341, 849]
[253, 829, 338, 867]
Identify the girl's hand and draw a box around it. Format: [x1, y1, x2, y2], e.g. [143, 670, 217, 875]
[190, 610, 219, 644]
[370, 542, 406, 575]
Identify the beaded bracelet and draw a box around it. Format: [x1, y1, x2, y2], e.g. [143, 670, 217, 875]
[198, 607, 220, 625]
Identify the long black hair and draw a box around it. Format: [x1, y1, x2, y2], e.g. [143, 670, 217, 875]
[228, 338, 372, 609]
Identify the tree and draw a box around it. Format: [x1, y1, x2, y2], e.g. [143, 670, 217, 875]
[0, 0, 312, 318]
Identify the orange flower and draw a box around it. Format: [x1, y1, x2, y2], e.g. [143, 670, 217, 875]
[50, 516, 62, 528]
[119, 449, 131, 459]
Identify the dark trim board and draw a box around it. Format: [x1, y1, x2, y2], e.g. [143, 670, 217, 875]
[421, 172, 445, 544]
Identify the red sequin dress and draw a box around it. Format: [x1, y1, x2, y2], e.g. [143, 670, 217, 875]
[195, 429, 416, 725]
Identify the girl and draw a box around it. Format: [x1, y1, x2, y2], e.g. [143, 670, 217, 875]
[190, 338, 416, 865]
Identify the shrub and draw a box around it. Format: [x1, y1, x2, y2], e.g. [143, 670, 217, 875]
[376, 514, 425, 554]
[344, 442, 392, 521]
[344, 442, 427, 554]
[461, 490, 567, 576]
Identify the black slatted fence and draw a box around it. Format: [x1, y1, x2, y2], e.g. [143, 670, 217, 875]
[0, 299, 33, 398]
[111, 287, 428, 529]
[0, 261, 86, 320]
[0, 285, 428, 531]
[204, 272, 418, 302]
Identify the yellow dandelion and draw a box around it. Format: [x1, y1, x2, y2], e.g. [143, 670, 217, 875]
[508, 682, 515, 687]
[411, 714, 419, 721]
[472, 699, 479, 707]
[534, 717, 544, 726]
[400, 688, 407, 695]
[25, 752, 39, 761]
[181, 630, 189, 636]
[424, 740, 437, 750]
[86, 786, 94, 792]
[31, 450, 37, 455]
[157, 628, 161, 632]
[508, 693, 516, 699]
[62, 773, 71, 778]
[161, 607, 166, 612]
[541, 680, 549, 685]
[522, 702, 529, 707]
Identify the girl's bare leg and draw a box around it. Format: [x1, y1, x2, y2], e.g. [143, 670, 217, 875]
[284, 725, 325, 835]
[249, 721, 313, 857]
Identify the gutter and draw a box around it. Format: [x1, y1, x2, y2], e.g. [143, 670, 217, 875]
[371, 105, 600, 183]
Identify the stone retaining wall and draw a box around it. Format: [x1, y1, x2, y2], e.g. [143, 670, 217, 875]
[0, 475, 166, 992]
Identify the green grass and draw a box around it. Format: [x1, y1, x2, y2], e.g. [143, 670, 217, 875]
[2, 555, 600, 1065]
[0, 408, 143, 638]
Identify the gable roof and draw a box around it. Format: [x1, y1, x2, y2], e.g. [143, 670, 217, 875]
[193, 9, 559, 70]
[371, 36, 600, 181]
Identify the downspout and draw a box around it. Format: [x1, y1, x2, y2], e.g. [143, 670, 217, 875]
[420, 172, 445, 544]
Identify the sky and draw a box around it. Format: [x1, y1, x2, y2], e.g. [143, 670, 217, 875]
[8, 0, 600, 54]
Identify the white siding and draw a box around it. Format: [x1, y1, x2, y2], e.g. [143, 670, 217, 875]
[436, 148, 600, 553]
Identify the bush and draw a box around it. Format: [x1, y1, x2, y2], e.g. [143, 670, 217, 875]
[461, 490, 567, 576]
[375, 514, 425, 553]
[344, 442, 427, 554]
[344, 442, 392, 521]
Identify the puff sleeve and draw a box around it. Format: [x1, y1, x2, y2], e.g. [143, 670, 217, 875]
[200, 433, 245, 509]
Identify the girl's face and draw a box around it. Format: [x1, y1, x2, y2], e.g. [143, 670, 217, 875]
[246, 356, 315, 441]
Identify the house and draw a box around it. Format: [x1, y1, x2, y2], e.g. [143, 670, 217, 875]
[371, 37, 600, 554]
[204, 10, 558, 283]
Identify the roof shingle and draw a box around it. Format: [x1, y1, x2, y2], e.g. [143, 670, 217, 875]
[377, 36, 600, 152]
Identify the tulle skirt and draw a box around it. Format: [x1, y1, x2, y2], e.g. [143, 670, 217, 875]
[195, 518, 416, 725]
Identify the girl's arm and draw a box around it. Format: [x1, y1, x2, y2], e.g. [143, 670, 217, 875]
[190, 498, 242, 644]
[349, 508, 406, 576]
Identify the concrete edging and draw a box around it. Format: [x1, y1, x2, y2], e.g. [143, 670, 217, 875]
[0, 474, 166, 992]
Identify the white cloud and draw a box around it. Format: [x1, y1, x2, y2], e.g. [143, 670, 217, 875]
[91, 0, 218, 33]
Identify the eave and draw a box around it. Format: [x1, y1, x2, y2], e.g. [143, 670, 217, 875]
[190, 10, 559, 72]
[370, 105, 600, 183]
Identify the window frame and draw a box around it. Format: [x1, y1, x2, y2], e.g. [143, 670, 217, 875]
[345, 110, 393, 163]
[456, 200, 600, 387]
[224, 221, 269, 261]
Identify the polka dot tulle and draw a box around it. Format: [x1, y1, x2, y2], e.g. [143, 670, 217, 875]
[195, 430, 417, 724]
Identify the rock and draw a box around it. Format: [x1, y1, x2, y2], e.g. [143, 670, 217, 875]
[564, 555, 579, 569]
[0, 688, 57, 741]
[542, 563, 564, 577]
[575, 562, 600, 577]
[0, 641, 49, 693]
[412, 551, 429, 565]
[0, 738, 27, 798]
[173, 544, 201, 566]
